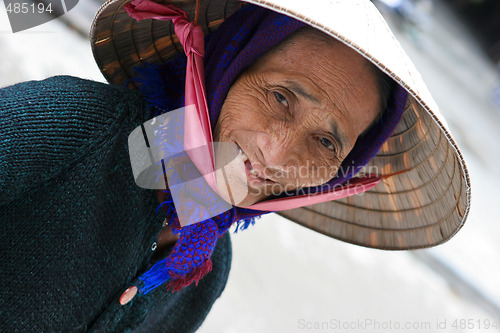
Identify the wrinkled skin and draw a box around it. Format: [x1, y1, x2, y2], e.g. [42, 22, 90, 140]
[213, 30, 381, 207]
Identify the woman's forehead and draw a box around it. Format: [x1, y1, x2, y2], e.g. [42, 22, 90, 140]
[254, 29, 371, 81]
[255, 34, 379, 100]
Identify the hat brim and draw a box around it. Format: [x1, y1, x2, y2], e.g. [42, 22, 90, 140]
[90, 0, 471, 250]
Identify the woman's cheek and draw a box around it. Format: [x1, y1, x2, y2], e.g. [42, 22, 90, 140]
[296, 163, 339, 188]
[214, 113, 240, 142]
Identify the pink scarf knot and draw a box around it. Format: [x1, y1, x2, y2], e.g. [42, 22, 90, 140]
[125, 0, 204, 59]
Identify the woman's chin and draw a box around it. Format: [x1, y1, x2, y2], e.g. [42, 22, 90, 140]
[216, 190, 261, 207]
[232, 197, 258, 208]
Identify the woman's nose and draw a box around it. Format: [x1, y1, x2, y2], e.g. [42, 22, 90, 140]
[253, 131, 299, 169]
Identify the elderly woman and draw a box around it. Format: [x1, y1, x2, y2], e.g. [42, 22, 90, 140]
[0, 0, 469, 331]
[213, 27, 387, 206]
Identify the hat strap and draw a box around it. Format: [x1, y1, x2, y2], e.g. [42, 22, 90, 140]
[247, 175, 382, 211]
[125, 0, 217, 191]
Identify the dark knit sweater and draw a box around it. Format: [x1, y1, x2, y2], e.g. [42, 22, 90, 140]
[0, 76, 231, 332]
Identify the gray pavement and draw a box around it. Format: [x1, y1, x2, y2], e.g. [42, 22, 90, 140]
[1, 0, 499, 332]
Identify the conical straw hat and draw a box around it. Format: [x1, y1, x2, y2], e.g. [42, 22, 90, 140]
[90, 0, 471, 250]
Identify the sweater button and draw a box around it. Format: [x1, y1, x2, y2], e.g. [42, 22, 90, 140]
[119, 286, 138, 305]
[151, 242, 158, 251]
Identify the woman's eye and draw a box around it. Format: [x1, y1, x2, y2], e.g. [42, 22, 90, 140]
[274, 92, 289, 108]
[320, 137, 335, 151]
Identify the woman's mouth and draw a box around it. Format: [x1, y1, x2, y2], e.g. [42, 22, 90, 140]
[237, 145, 275, 185]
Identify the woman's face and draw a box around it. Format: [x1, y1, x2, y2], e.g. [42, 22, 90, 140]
[213, 31, 381, 207]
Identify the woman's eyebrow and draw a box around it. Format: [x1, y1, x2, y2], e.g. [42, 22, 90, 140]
[283, 80, 321, 105]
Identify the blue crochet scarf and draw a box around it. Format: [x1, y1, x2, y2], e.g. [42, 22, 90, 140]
[133, 4, 408, 294]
